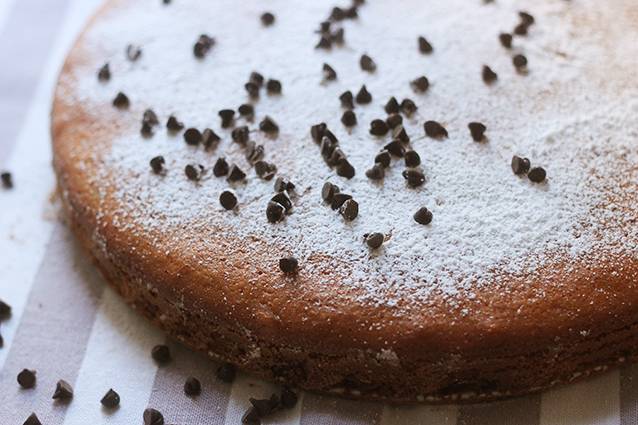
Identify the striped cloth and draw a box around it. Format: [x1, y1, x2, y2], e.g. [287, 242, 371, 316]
[0, 0, 637, 423]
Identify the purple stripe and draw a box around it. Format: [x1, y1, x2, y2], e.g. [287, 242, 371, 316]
[0, 0, 71, 165]
[457, 395, 541, 425]
[300, 393, 383, 425]
[620, 364, 638, 424]
[0, 224, 104, 423]
[147, 342, 232, 424]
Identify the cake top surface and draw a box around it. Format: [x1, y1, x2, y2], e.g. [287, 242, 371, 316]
[56, 0, 638, 317]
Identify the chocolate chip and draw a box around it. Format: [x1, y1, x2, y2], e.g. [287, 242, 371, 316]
[331, 193, 352, 210]
[393, 126, 410, 143]
[219, 190, 238, 210]
[384, 140, 406, 157]
[245, 142, 265, 164]
[0, 299, 11, 319]
[400, 98, 417, 116]
[355, 85, 372, 104]
[519, 11, 535, 26]
[402, 169, 426, 187]
[141, 122, 154, 138]
[266, 201, 285, 223]
[320, 137, 338, 160]
[1, 172, 13, 189]
[365, 164, 385, 180]
[332, 27, 345, 46]
[272, 192, 292, 212]
[499, 33, 513, 48]
[323, 63, 337, 81]
[365, 232, 384, 249]
[330, 6, 346, 21]
[227, 165, 247, 182]
[528, 166, 546, 183]
[266, 79, 282, 95]
[316, 35, 332, 49]
[482, 65, 498, 84]
[193, 34, 215, 58]
[260, 116, 279, 134]
[513, 54, 528, 70]
[184, 128, 202, 145]
[413, 207, 433, 225]
[250, 394, 280, 417]
[213, 157, 229, 177]
[151, 344, 171, 364]
[219, 109, 236, 128]
[261, 12, 275, 26]
[17, 369, 36, 389]
[238, 103, 255, 118]
[468, 122, 487, 142]
[279, 257, 298, 274]
[326, 147, 346, 167]
[341, 110, 357, 127]
[386, 113, 402, 129]
[97, 63, 110, 82]
[404, 150, 421, 167]
[166, 115, 184, 132]
[336, 159, 355, 179]
[375, 150, 391, 167]
[311, 123, 327, 143]
[411, 76, 429, 93]
[254, 161, 277, 180]
[217, 363, 236, 383]
[360, 54, 376, 72]
[250, 72, 265, 87]
[143, 408, 164, 425]
[232, 126, 250, 145]
[511, 155, 531, 175]
[202, 129, 221, 149]
[142, 109, 159, 127]
[126, 44, 142, 61]
[385, 97, 400, 114]
[184, 377, 202, 396]
[340, 199, 359, 221]
[424, 121, 448, 139]
[418, 36, 433, 54]
[101, 389, 120, 408]
[345, 6, 359, 19]
[340, 91, 354, 109]
[241, 407, 261, 425]
[369, 119, 389, 136]
[52, 379, 73, 401]
[322, 182, 340, 203]
[150, 156, 165, 174]
[112, 92, 129, 109]
[280, 387, 298, 409]
[274, 177, 295, 193]
[318, 21, 331, 33]
[245, 82, 260, 99]
[24, 413, 42, 425]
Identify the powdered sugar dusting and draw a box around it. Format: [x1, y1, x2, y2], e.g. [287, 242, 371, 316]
[62, 0, 638, 308]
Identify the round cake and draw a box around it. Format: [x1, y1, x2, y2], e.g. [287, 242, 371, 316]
[52, 0, 638, 403]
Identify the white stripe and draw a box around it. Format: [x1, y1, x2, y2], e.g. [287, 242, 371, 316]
[381, 404, 458, 425]
[0, 0, 102, 370]
[62, 287, 164, 425]
[0, 0, 17, 32]
[540, 370, 620, 425]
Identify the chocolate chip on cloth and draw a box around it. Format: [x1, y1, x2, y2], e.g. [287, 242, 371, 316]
[166, 115, 184, 132]
[23, 413, 42, 425]
[266, 79, 282, 95]
[528, 166, 547, 183]
[193, 34, 215, 58]
[411, 76, 429, 93]
[261, 11, 275, 26]
[227, 165, 247, 182]
[340, 198, 359, 221]
[143, 408, 164, 425]
[266, 201, 285, 223]
[402, 169, 426, 187]
[213, 157, 230, 177]
[218, 109, 235, 128]
[185, 164, 204, 181]
[321, 182, 340, 203]
[151, 344, 172, 364]
[97, 63, 110, 82]
[112, 92, 129, 109]
[468, 122, 487, 142]
[219, 190, 238, 210]
[238, 103, 255, 119]
[499, 32, 513, 48]
[101, 388, 121, 408]
[339, 90, 355, 109]
[17, 369, 36, 389]
[511, 155, 531, 175]
[385, 97, 400, 114]
[482, 65, 498, 84]
[513, 54, 528, 71]
[260, 116, 279, 134]
[279, 257, 299, 274]
[0, 172, 12, 189]
[52, 379, 73, 402]
[183, 128, 202, 145]
[365, 164, 385, 180]
[375, 150, 391, 167]
[414, 207, 433, 225]
[365, 232, 385, 249]
[418, 35, 433, 54]
[384, 140, 406, 157]
[232, 126, 250, 145]
[217, 363, 236, 383]
[184, 377, 202, 396]
[323, 63, 337, 81]
[355, 85, 372, 104]
[126, 44, 142, 61]
[424, 120, 448, 138]
[254, 160, 277, 180]
[386, 113, 403, 129]
[400, 98, 417, 116]
[331, 193, 352, 210]
[404, 149, 421, 167]
[369, 119, 389, 136]
[1, 298, 13, 318]
[359, 53, 376, 72]
[341, 110, 357, 127]
[271, 192, 292, 212]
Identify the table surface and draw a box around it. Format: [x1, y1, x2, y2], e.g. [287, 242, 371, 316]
[0, 0, 636, 424]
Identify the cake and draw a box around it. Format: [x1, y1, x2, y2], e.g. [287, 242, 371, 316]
[52, 0, 638, 403]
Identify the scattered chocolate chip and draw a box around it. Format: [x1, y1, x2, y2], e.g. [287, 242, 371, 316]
[330, 6, 346, 21]
[332, 27, 345, 45]
[219, 109, 236, 128]
[0, 299, 11, 319]
[219, 190, 238, 210]
[280, 387, 298, 409]
[365, 232, 384, 249]
[424, 121, 448, 138]
[241, 406, 261, 425]
[184, 377, 202, 396]
[141, 122, 154, 138]
[528, 166, 546, 183]
[250, 394, 280, 417]
[386, 113, 402, 129]
[143, 408, 164, 425]
[245, 82, 260, 99]
[142, 109, 159, 127]
[316, 35, 332, 49]
[151, 344, 171, 364]
[413, 207, 433, 225]
[101, 389, 120, 408]
[519, 11, 535, 26]
[150, 156, 165, 174]
[360, 54, 376, 72]
[52, 379, 73, 401]
[245, 142, 265, 164]
[254, 161, 277, 180]
[385, 97, 400, 114]
[400, 98, 417, 116]
[279, 257, 298, 274]
[365, 164, 385, 180]
[369, 119, 389, 136]
[227, 165, 247, 182]
[260, 116, 279, 134]
[402, 169, 426, 187]
[112, 92, 129, 109]
[193, 34, 215, 58]
[261, 12, 275, 26]
[514, 22, 529, 36]
[231, 126, 250, 145]
[166, 115, 184, 132]
[217, 363, 236, 383]
[341, 110, 357, 127]
[336, 159, 356, 179]
[125, 44, 142, 61]
[183, 128, 202, 145]
[238, 103, 255, 118]
[513, 54, 528, 70]
[250, 72, 265, 87]
[482, 65, 498, 84]
[266, 201, 285, 223]
[320, 136, 338, 160]
[468, 122, 487, 142]
[318, 20, 331, 33]
[355, 85, 372, 104]
[272, 192, 292, 212]
[97, 63, 110, 82]
[393, 126, 410, 143]
[375, 150, 391, 167]
[418, 36, 433, 54]
[331, 193, 352, 210]
[404, 150, 421, 167]
[345, 6, 359, 19]
[1, 172, 13, 189]
[323, 63, 337, 81]
[274, 177, 295, 193]
[499, 33, 513, 48]
[266, 79, 282, 95]
[326, 147, 346, 167]
[411, 76, 429, 93]
[17, 369, 36, 389]
[23, 413, 41, 425]
[384, 140, 406, 157]
[340, 199, 359, 221]
[202, 128, 221, 149]
[322, 182, 340, 203]
[213, 157, 230, 177]
[511, 155, 531, 175]
[339, 91, 354, 109]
